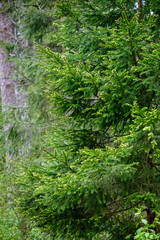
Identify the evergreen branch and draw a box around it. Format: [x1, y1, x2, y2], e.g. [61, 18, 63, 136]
[63, 58, 86, 88]
[152, 165, 160, 173]
[58, 1, 92, 31]
[128, 30, 138, 66]
[104, 192, 138, 209]
[41, 148, 77, 173]
[82, 64, 99, 97]
[112, 70, 125, 98]
[122, 10, 138, 66]
[114, 199, 144, 214]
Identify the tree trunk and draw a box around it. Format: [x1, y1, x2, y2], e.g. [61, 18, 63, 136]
[0, 2, 17, 165]
[0, 2, 30, 157]
[138, 0, 143, 20]
[0, 2, 16, 124]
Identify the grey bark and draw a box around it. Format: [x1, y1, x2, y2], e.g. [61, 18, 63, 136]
[0, 2, 31, 157]
[0, 3, 16, 117]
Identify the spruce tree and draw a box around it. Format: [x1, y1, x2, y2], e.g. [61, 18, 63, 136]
[0, 0, 159, 239]
[15, 1, 160, 239]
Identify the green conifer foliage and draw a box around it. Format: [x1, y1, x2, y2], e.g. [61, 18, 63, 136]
[15, 1, 160, 239]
